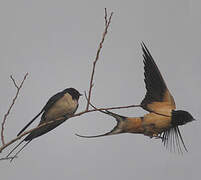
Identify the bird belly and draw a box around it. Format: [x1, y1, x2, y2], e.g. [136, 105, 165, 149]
[125, 117, 145, 134]
[142, 113, 172, 137]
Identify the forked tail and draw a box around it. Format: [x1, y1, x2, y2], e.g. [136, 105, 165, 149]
[75, 110, 127, 138]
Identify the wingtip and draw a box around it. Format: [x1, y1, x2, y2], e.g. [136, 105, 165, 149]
[141, 42, 149, 54]
[17, 131, 22, 137]
[141, 41, 145, 47]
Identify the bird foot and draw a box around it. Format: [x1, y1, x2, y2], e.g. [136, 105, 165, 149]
[149, 134, 163, 140]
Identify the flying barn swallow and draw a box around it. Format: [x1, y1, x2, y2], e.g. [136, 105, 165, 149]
[6, 88, 82, 160]
[76, 43, 195, 153]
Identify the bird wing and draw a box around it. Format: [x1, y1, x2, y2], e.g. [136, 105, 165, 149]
[17, 91, 65, 136]
[140, 43, 176, 116]
[43, 91, 65, 112]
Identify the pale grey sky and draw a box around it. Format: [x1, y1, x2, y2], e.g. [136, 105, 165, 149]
[0, 0, 201, 179]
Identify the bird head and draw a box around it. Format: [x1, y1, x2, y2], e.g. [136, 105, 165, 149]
[172, 110, 195, 126]
[64, 88, 82, 100]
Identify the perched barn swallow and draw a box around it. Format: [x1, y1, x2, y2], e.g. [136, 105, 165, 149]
[76, 43, 195, 153]
[6, 88, 82, 160]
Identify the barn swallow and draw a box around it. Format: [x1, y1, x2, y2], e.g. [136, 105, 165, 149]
[76, 43, 195, 153]
[6, 88, 82, 160]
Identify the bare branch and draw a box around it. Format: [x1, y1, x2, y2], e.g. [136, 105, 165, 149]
[73, 104, 141, 118]
[0, 9, 141, 160]
[104, 8, 108, 26]
[1, 73, 28, 146]
[10, 75, 19, 89]
[86, 8, 114, 110]
[84, 91, 141, 113]
[0, 102, 140, 154]
[0, 9, 116, 158]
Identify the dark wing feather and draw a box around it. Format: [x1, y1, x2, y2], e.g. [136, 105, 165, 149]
[17, 91, 65, 136]
[17, 110, 43, 136]
[140, 42, 175, 112]
[141, 42, 167, 105]
[24, 119, 66, 141]
[43, 91, 65, 111]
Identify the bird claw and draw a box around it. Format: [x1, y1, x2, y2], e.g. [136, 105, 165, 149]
[149, 134, 163, 140]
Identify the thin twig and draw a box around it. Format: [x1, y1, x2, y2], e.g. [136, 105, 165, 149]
[1, 73, 28, 146]
[0, 156, 18, 161]
[84, 91, 103, 111]
[84, 91, 141, 114]
[10, 76, 19, 89]
[74, 104, 141, 118]
[86, 8, 114, 110]
[104, 8, 108, 26]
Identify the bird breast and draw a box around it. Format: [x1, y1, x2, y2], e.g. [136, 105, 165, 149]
[44, 93, 78, 121]
[142, 113, 172, 136]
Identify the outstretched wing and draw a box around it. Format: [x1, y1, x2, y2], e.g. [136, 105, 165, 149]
[140, 43, 176, 116]
[17, 91, 65, 136]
